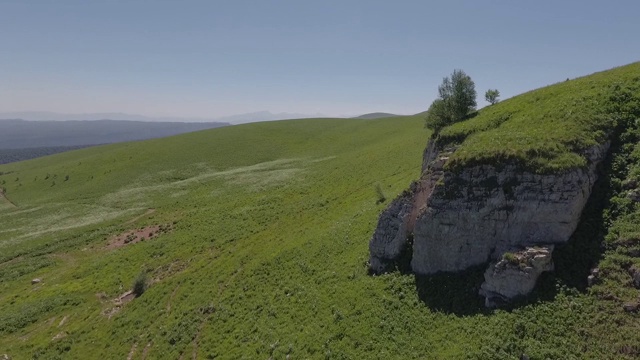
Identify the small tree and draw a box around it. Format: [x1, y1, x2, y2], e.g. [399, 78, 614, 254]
[425, 69, 477, 132]
[424, 99, 450, 132]
[132, 272, 148, 297]
[374, 183, 386, 204]
[485, 89, 500, 105]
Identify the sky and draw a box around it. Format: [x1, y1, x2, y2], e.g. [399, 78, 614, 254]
[1, 0, 639, 119]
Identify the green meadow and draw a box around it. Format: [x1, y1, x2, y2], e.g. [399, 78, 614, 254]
[1, 63, 640, 359]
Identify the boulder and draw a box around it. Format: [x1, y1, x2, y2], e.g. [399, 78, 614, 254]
[479, 246, 554, 307]
[623, 302, 640, 313]
[627, 189, 640, 202]
[588, 268, 600, 287]
[629, 266, 640, 289]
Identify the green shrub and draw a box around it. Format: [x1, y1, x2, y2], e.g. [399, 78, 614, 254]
[502, 252, 519, 265]
[485, 89, 500, 105]
[132, 272, 148, 297]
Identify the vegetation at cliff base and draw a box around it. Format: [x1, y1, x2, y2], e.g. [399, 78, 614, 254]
[0, 63, 640, 359]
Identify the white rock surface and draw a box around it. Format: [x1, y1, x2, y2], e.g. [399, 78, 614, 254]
[411, 142, 607, 274]
[479, 246, 554, 307]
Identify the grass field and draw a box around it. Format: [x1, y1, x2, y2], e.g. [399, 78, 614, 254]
[1, 63, 640, 359]
[440, 62, 640, 173]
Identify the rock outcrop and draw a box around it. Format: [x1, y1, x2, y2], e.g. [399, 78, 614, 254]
[479, 246, 554, 307]
[369, 143, 450, 273]
[368, 188, 414, 272]
[369, 138, 609, 306]
[629, 266, 640, 289]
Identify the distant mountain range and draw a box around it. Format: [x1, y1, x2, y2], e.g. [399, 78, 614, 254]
[353, 112, 402, 119]
[214, 111, 326, 124]
[0, 111, 325, 124]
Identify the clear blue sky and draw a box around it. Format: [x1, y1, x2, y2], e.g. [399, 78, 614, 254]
[1, 0, 639, 118]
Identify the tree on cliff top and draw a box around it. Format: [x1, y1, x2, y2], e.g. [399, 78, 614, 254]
[425, 69, 477, 132]
[485, 89, 500, 105]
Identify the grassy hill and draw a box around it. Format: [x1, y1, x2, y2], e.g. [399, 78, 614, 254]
[1, 63, 640, 359]
[439, 62, 640, 173]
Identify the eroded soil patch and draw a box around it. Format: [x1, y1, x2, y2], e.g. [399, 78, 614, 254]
[107, 223, 172, 249]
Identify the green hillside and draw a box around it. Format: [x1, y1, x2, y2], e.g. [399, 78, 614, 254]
[440, 62, 640, 173]
[1, 63, 640, 359]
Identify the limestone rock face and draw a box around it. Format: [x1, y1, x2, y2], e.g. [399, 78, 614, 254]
[369, 138, 609, 305]
[479, 246, 554, 307]
[411, 142, 608, 274]
[368, 190, 414, 273]
[369, 144, 450, 273]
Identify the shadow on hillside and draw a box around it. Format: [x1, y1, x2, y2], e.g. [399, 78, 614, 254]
[383, 239, 491, 316]
[540, 121, 622, 296]
[413, 265, 488, 316]
[517, 162, 612, 305]
[412, 268, 570, 316]
[551, 152, 612, 291]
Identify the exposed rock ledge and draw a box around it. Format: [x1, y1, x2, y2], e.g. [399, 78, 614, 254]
[369, 138, 609, 306]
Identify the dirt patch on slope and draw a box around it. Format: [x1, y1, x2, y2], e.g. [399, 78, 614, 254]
[107, 223, 172, 249]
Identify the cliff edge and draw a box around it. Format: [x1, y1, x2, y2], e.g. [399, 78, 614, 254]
[370, 138, 608, 305]
[369, 62, 640, 306]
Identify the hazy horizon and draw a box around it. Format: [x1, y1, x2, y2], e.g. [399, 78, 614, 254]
[0, 110, 412, 123]
[0, 110, 329, 123]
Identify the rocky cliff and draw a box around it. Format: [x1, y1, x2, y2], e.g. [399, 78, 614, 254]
[369, 138, 609, 306]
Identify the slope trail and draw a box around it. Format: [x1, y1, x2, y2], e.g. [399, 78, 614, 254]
[0, 189, 17, 208]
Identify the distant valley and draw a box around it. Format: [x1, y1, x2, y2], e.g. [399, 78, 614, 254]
[0, 119, 229, 164]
